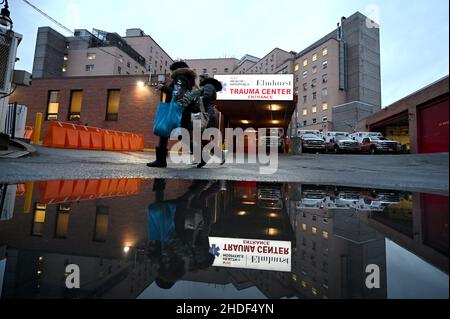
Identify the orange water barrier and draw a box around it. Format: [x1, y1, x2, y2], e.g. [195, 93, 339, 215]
[39, 178, 142, 204]
[42, 121, 144, 151]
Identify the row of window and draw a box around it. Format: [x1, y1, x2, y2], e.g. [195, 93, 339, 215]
[32, 203, 109, 242]
[195, 67, 230, 75]
[294, 48, 328, 72]
[301, 88, 329, 104]
[301, 117, 328, 126]
[302, 103, 329, 116]
[46, 90, 121, 121]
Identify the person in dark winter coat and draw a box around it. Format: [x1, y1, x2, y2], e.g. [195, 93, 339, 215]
[195, 77, 223, 168]
[147, 61, 197, 168]
[146, 179, 218, 289]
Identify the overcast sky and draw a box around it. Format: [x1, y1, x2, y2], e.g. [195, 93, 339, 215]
[9, 0, 449, 106]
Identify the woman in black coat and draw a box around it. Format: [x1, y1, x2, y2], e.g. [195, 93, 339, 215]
[147, 61, 197, 168]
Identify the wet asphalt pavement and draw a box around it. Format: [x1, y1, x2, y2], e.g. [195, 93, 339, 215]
[0, 146, 448, 195]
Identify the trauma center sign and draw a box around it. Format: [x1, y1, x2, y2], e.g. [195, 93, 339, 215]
[209, 237, 291, 272]
[214, 74, 294, 101]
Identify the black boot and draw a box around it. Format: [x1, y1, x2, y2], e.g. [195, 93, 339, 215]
[197, 158, 207, 168]
[147, 147, 167, 168]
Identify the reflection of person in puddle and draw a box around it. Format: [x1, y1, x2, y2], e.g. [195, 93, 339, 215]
[146, 179, 219, 289]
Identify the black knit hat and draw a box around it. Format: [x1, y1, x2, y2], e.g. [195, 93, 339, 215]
[200, 77, 223, 92]
[170, 61, 189, 71]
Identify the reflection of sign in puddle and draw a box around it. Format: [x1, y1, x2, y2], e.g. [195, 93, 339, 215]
[209, 237, 291, 272]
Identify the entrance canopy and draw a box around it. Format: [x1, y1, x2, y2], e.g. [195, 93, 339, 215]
[214, 74, 296, 131]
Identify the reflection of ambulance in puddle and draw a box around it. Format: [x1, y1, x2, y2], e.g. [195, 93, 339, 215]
[354, 191, 401, 211]
[257, 182, 284, 210]
[296, 189, 327, 209]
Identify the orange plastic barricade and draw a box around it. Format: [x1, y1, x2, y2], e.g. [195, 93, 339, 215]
[61, 122, 79, 148]
[24, 126, 34, 140]
[88, 127, 104, 150]
[39, 180, 60, 202]
[125, 178, 141, 194]
[116, 179, 127, 195]
[107, 179, 119, 195]
[16, 184, 26, 196]
[129, 134, 141, 151]
[42, 121, 66, 148]
[112, 131, 122, 151]
[69, 180, 87, 201]
[120, 132, 131, 151]
[138, 135, 144, 150]
[97, 179, 111, 197]
[82, 179, 99, 200]
[103, 130, 114, 151]
[78, 125, 91, 149]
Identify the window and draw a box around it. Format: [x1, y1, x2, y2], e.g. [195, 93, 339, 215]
[322, 61, 328, 69]
[322, 74, 328, 83]
[312, 92, 317, 100]
[46, 91, 60, 120]
[302, 108, 308, 116]
[32, 203, 47, 236]
[85, 64, 94, 72]
[301, 281, 307, 288]
[294, 88, 299, 94]
[87, 53, 96, 60]
[62, 65, 67, 73]
[302, 95, 307, 103]
[63, 54, 68, 61]
[55, 205, 70, 239]
[68, 90, 83, 121]
[312, 227, 317, 235]
[313, 118, 317, 124]
[106, 89, 120, 121]
[322, 116, 328, 122]
[312, 105, 317, 113]
[322, 231, 329, 239]
[302, 71, 308, 78]
[302, 83, 308, 91]
[322, 103, 328, 111]
[312, 287, 318, 296]
[302, 223, 307, 231]
[294, 64, 299, 72]
[303, 120, 307, 126]
[295, 75, 299, 83]
[303, 59, 308, 67]
[203, 68, 208, 74]
[312, 65, 317, 74]
[322, 47, 328, 56]
[311, 79, 317, 87]
[65, 42, 70, 49]
[118, 66, 122, 75]
[212, 68, 217, 74]
[94, 206, 109, 242]
[322, 88, 328, 97]
[312, 53, 317, 62]
[127, 61, 131, 68]
[224, 68, 229, 73]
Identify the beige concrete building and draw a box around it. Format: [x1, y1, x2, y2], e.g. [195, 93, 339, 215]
[185, 58, 239, 76]
[123, 28, 173, 75]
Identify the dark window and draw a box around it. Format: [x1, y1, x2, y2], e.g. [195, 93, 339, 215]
[94, 206, 109, 242]
[313, 118, 317, 124]
[322, 74, 328, 83]
[302, 95, 307, 103]
[106, 90, 120, 121]
[46, 91, 60, 120]
[312, 92, 317, 100]
[68, 90, 83, 121]
[85, 64, 94, 72]
[303, 120, 307, 126]
[302, 83, 307, 91]
[55, 205, 70, 239]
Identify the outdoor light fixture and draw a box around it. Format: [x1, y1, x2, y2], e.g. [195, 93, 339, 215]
[136, 80, 146, 88]
[0, 0, 12, 28]
[237, 211, 247, 216]
[268, 104, 282, 111]
[271, 120, 281, 125]
[123, 246, 131, 253]
[241, 120, 250, 124]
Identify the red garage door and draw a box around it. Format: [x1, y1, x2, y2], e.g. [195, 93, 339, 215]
[417, 94, 449, 153]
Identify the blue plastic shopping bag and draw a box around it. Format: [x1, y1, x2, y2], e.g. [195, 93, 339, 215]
[153, 100, 184, 137]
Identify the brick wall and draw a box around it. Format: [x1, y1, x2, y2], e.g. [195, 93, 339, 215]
[10, 75, 164, 149]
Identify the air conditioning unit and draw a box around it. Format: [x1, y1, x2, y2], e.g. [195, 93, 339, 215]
[0, 31, 12, 94]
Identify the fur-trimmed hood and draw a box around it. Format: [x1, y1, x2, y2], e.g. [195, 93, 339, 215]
[200, 77, 222, 92]
[171, 68, 197, 87]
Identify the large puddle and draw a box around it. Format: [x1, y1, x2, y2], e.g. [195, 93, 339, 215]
[0, 178, 448, 299]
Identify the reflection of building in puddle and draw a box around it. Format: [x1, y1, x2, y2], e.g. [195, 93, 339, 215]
[0, 180, 447, 298]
